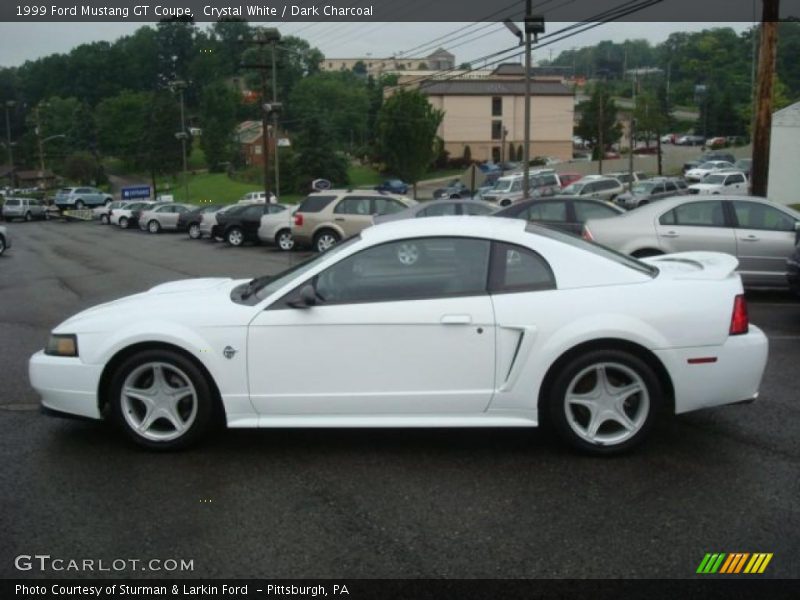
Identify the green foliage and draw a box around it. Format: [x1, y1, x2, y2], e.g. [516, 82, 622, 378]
[576, 84, 623, 157]
[63, 151, 99, 184]
[377, 89, 444, 190]
[463, 145, 472, 163]
[290, 114, 349, 191]
[288, 71, 369, 150]
[199, 81, 238, 171]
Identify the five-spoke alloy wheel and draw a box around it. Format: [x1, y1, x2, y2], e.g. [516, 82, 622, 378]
[314, 230, 340, 253]
[276, 229, 295, 251]
[109, 349, 214, 450]
[547, 349, 661, 454]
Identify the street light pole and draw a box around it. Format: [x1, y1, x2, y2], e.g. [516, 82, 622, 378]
[271, 39, 280, 198]
[172, 80, 189, 202]
[4, 100, 16, 189]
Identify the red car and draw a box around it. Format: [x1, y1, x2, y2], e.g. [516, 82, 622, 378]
[558, 172, 583, 188]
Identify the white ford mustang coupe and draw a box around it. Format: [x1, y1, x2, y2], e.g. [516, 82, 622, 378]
[29, 217, 768, 454]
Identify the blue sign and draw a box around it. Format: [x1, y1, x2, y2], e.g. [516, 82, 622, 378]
[121, 186, 151, 200]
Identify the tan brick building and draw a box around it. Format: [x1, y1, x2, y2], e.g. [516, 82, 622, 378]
[419, 79, 575, 163]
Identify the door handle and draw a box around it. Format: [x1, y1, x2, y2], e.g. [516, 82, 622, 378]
[661, 231, 679, 238]
[334, 217, 345, 222]
[440, 314, 472, 325]
[741, 235, 759, 242]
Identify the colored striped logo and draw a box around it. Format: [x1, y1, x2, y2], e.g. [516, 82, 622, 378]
[696, 553, 773, 574]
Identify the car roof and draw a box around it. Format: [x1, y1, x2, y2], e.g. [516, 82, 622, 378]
[365, 215, 527, 243]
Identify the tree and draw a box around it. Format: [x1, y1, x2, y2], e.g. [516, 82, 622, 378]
[463, 145, 472, 163]
[199, 82, 238, 171]
[377, 89, 444, 197]
[352, 61, 367, 77]
[63, 151, 97, 184]
[95, 91, 152, 164]
[575, 84, 622, 159]
[139, 91, 184, 193]
[291, 114, 349, 191]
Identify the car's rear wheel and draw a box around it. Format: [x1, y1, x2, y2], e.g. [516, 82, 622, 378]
[100, 214, 109, 225]
[0, 234, 5, 256]
[226, 226, 244, 247]
[148, 220, 161, 234]
[547, 349, 662, 454]
[188, 223, 201, 239]
[119, 216, 129, 229]
[24, 211, 32, 222]
[314, 229, 340, 253]
[499, 198, 512, 207]
[75, 200, 85, 209]
[109, 349, 215, 450]
[275, 228, 295, 251]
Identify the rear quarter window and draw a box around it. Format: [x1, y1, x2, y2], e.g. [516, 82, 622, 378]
[298, 195, 336, 213]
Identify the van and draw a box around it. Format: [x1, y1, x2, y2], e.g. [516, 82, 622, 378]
[480, 170, 561, 206]
[2, 197, 49, 221]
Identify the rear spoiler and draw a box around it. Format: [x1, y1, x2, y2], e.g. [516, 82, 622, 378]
[641, 252, 739, 281]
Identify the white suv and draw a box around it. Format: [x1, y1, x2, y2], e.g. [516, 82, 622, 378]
[238, 191, 277, 204]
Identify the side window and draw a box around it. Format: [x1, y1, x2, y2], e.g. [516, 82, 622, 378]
[419, 203, 458, 217]
[334, 197, 371, 215]
[312, 237, 491, 304]
[667, 201, 726, 227]
[664, 182, 677, 193]
[373, 197, 405, 215]
[489, 242, 556, 293]
[521, 201, 567, 222]
[652, 184, 665, 194]
[268, 204, 286, 214]
[510, 180, 522, 193]
[244, 206, 262, 219]
[581, 183, 596, 195]
[728, 174, 744, 185]
[732, 201, 795, 231]
[463, 203, 494, 216]
[574, 201, 619, 222]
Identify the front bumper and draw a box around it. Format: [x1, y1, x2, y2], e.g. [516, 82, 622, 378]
[29, 350, 104, 420]
[653, 325, 769, 414]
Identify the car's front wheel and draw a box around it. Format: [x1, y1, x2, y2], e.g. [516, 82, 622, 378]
[109, 349, 215, 450]
[148, 220, 161, 234]
[226, 226, 244, 247]
[75, 200, 85, 209]
[275, 228, 294, 251]
[119, 216, 129, 229]
[24, 211, 32, 222]
[547, 349, 662, 454]
[188, 223, 201, 239]
[314, 229, 340, 253]
[100, 214, 109, 225]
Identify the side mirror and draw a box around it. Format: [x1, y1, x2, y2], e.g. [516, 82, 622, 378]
[287, 284, 317, 309]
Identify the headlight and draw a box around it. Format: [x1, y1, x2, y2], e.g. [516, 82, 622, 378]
[45, 334, 79, 357]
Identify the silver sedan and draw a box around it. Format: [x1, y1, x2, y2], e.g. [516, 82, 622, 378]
[373, 198, 497, 224]
[583, 195, 800, 288]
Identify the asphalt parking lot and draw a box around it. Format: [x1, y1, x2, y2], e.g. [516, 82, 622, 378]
[1, 219, 798, 579]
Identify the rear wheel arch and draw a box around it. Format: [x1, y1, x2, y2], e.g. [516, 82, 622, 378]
[536, 338, 675, 421]
[97, 342, 225, 426]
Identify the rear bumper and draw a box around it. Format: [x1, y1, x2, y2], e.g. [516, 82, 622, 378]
[29, 350, 103, 420]
[653, 325, 769, 414]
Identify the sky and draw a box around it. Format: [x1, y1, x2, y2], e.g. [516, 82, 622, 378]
[0, 22, 753, 69]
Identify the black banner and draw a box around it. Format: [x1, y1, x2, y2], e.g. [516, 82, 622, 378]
[1, 0, 799, 23]
[4, 579, 800, 600]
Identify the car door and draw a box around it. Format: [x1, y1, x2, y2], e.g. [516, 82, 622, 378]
[655, 200, 737, 255]
[730, 200, 798, 286]
[518, 200, 571, 233]
[373, 197, 408, 218]
[650, 183, 667, 200]
[724, 173, 747, 195]
[332, 196, 373, 238]
[247, 236, 496, 415]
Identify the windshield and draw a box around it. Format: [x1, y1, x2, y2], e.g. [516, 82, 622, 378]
[698, 162, 717, 169]
[704, 174, 726, 184]
[252, 236, 362, 302]
[492, 179, 514, 192]
[562, 182, 585, 194]
[631, 183, 656, 194]
[527, 223, 659, 278]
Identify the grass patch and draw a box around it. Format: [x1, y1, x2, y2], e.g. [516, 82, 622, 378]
[188, 146, 207, 170]
[347, 164, 382, 187]
[157, 172, 262, 204]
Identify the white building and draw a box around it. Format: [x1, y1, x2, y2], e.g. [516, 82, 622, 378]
[768, 101, 800, 206]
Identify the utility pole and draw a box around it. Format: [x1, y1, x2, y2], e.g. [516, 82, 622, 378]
[751, 0, 779, 197]
[241, 27, 281, 199]
[501, 126, 507, 173]
[4, 100, 15, 189]
[598, 92, 604, 175]
[271, 38, 280, 198]
[628, 115, 635, 191]
[172, 80, 190, 202]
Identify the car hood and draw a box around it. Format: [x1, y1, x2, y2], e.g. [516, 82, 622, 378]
[54, 278, 253, 333]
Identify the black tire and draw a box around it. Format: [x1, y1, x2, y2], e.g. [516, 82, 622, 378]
[226, 226, 244, 247]
[631, 248, 663, 258]
[314, 229, 340, 253]
[188, 223, 201, 239]
[275, 228, 295, 251]
[24, 211, 32, 222]
[499, 198, 512, 207]
[75, 200, 85, 209]
[119, 216, 129, 229]
[108, 349, 216, 451]
[546, 349, 663, 455]
[147, 219, 161, 234]
[450, 194, 462, 200]
[0, 234, 5, 256]
[100, 214, 109, 225]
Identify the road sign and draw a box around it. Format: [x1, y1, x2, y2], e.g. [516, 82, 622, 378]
[311, 178, 332, 191]
[121, 186, 151, 200]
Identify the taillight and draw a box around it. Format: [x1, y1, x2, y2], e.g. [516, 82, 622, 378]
[582, 226, 593, 242]
[729, 294, 749, 335]
[294, 213, 304, 226]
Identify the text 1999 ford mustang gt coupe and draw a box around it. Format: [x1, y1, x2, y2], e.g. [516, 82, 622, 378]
[29, 217, 768, 454]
